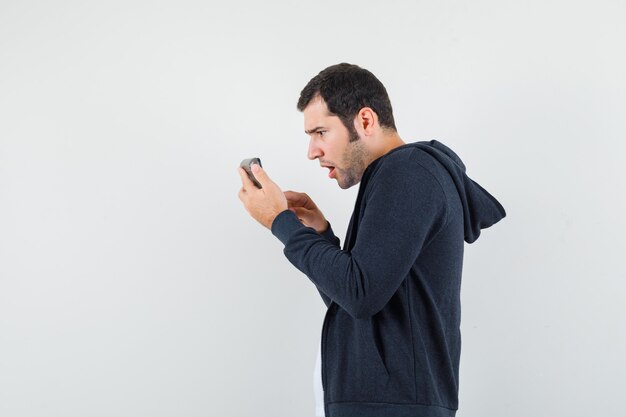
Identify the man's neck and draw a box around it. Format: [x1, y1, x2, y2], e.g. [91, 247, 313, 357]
[365, 132, 406, 166]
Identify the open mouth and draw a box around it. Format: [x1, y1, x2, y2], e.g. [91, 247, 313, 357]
[327, 166, 336, 178]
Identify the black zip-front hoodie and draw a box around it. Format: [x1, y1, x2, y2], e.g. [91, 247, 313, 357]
[271, 140, 506, 417]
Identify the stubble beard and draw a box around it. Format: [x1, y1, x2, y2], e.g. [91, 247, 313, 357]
[337, 137, 369, 189]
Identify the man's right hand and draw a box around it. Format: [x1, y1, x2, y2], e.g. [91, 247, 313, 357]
[284, 191, 329, 234]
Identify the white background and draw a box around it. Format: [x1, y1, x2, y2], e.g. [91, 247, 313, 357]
[1, 1, 624, 416]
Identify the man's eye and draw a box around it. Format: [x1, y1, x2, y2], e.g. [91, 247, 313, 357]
[319, 131, 326, 136]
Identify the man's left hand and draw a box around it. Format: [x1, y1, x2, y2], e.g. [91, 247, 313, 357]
[237, 163, 288, 230]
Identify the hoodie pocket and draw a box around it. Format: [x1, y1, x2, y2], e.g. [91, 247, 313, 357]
[357, 316, 416, 402]
[365, 319, 390, 375]
[324, 301, 416, 403]
[366, 290, 417, 402]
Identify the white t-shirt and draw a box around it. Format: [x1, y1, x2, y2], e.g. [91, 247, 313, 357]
[314, 338, 325, 417]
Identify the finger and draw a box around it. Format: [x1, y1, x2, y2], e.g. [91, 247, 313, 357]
[292, 206, 313, 218]
[284, 190, 302, 201]
[285, 191, 301, 208]
[284, 191, 313, 208]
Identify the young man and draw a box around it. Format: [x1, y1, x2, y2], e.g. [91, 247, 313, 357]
[237, 63, 506, 417]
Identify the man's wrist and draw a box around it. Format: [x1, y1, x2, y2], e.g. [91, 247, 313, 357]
[269, 209, 289, 230]
[271, 209, 305, 245]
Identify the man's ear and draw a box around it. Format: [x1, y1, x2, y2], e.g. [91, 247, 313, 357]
[355, 107, 377, 135]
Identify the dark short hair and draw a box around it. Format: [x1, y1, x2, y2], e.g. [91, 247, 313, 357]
[297, 63, 397, 141]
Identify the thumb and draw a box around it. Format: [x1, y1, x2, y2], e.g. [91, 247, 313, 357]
[251, 163, 268, 185]
[290, 206, 311, 219]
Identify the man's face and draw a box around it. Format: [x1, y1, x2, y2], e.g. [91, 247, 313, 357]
[303, 97, 370, 189]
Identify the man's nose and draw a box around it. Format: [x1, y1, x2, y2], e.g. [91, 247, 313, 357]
[307, 139, 323, 160]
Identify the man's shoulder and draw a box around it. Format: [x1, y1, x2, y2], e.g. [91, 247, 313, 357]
[375, 146, 442, 181]
[367, 146, 450, 208]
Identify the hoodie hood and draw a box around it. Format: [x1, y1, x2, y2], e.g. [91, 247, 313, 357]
[408, 139, 506, 243]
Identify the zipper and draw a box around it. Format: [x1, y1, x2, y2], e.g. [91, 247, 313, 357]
[321, 300, 334, 410]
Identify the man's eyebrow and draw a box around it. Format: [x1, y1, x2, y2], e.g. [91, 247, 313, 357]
[305, 126, 327, 134]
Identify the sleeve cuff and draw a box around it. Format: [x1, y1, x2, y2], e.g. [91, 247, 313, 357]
[320, 221, 337, 240]
[271, 209, 307, 245]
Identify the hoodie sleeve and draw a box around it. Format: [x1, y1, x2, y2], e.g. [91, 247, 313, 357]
[319, 220, 341, 247]
[316, 221, 340, 308]
[271, 161, 448, 319]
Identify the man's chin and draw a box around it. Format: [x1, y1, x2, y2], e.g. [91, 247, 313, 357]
[336, 178, 360, 190]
